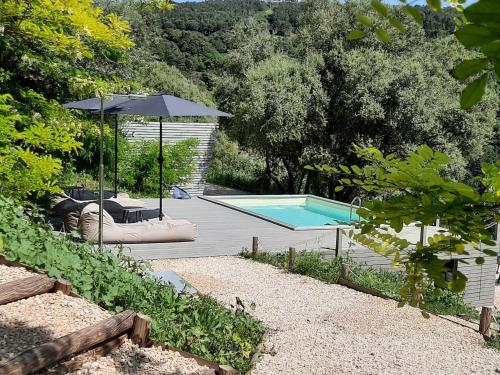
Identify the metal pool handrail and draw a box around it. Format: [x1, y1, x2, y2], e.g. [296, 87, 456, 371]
[349, 196, 362, 222]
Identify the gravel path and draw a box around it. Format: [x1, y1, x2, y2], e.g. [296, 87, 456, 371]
[0, 264, 35, 283]
[153, 256, 500, 375]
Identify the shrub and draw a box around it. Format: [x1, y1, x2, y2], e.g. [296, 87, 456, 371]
[0, 93, 81, 204]
[68, 129, 199, 197]
[118, 139, 199, 196]
[0, 196, 264, 372]
[207, 131, 276, 193]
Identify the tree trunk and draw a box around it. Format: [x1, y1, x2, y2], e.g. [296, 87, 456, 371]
[265, 153, 285, 192]
[304, 170, 311, 194]
[282, 159, 296, 193]
[328, 175, 334, 199]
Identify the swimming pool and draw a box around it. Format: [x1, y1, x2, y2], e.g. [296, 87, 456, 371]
[201, 195, 359, 230]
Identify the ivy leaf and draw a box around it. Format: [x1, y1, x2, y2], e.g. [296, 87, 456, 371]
[375, 28, 391, 43]
[451, 58, 489, 80]
[460, 74, 488, 110]
[480, 40, 500, 59]
[448, 277, 466, 292]
[346, 29, 367, 41]
[355, 14, 373, 28]
[403, 6, 423, 26]
[483, 249, 498, 257]
[426, 0, 442, 13]
[475, 257, 485, 265]
[334, 185, 344, 192]
[371, 0, 389, 18]
[464, 0, 500, 25]
[389, 18, 405, 33]
[455, 24, 496, 47]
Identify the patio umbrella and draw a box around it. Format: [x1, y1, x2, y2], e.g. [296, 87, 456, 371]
[104, 93, 233, 220]
[64, 95, 130, 198]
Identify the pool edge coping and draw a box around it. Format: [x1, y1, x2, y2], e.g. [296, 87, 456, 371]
[199, 194, 355, 231]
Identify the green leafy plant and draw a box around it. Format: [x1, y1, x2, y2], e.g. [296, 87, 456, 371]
[0, 196, 264, 372]
[207, 131, 274, 194]
[487, 332, 500, 351]
[118, 138, 199, 196]
[0, 94, 81, 203]
[308, 145, 499, 310]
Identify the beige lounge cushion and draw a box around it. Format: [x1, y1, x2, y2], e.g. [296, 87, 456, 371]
[79, 204, 196, 244]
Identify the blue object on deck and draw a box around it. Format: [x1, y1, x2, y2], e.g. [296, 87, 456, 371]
[150, 271, 197, 294]
[172, 186, 191, 199]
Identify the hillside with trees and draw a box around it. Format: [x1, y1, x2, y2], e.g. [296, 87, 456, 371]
[88, 0, 498, 201]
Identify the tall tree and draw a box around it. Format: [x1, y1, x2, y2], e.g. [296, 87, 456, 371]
[221, 54, 328, 193]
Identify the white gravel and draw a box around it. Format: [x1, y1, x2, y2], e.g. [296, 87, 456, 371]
[66, 340, 214, 375]
[153, 256, 500, 375]
[0, 264, 36, 283]
[0, 292, 112, 362]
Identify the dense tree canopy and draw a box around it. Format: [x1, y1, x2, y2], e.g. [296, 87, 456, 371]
[215, 0, 498, 197]
[0, 0, 133, 202]
[222, 54, 328, 193]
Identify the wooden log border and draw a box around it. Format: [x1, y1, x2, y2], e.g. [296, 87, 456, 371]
[46, 334, 128, 375]
[0, 311, 136, 375]
[0, 275, 56, 305]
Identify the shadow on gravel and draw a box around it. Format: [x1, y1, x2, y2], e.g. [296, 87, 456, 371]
[0, 321, 54, 362]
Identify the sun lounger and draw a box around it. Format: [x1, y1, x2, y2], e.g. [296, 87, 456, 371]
[79, 203, 196, 244]
[50, 193, 147, 231]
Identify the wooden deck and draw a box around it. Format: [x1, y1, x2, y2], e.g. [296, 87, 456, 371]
[116, 196, 496, 307]
[122, 197, 342, 260]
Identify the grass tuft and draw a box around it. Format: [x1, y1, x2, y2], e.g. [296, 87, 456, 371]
[242, 249, 479, 320]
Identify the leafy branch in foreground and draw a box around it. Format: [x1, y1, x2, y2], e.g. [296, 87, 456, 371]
[349, 0, 499, 109]
[308, 145, 499, 313]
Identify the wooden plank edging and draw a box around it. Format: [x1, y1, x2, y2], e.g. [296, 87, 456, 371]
[46, 334, 128, 375]
[0, 257, 241, 374]
[0, 311, 136, 375]
[337, 278, 392, 300]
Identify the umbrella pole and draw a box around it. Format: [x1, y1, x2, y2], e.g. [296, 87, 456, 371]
[159, 116, 163, 220]
[114, 115, 118, 198]
[98, 95, 104, 250]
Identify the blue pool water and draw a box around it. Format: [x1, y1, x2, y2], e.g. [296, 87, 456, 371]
[244, 201, 353, 228]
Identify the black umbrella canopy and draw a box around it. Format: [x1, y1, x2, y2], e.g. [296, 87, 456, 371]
[63, 96, 130, 111]
[104, 93, 233, 117]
